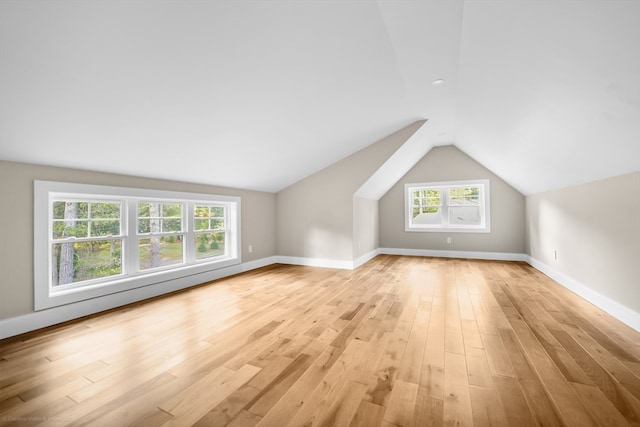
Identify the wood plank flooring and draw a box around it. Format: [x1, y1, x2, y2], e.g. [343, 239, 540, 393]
[1, 255, 639, 426]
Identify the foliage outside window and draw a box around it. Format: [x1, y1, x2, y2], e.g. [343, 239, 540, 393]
[137, 202, 185, 271]
[194, 205, 226, 260]
[405, 180, 490, 232]
[51, 200, 123, 286]
[35, 181, 240, 310]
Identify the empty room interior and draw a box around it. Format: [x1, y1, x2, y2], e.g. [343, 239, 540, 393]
[1, 1, 639, 426]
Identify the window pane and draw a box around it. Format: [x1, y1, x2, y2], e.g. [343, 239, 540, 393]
[449, 187, 463, 198]
[195, 205, 209, 217]
[449, 206, 481, 225]
[138, 203, 150, 218]
[138, 219, 150, 234]
[193, 204, 225, 232]
[194, 218, 208, 231]
[465, 196, 480, 206]
[449, 187, 480, 205]
[91, 202, 120, 219]
[137, 202, 183, 234]
[412, 208, 442, 224]
[91, 220, 120, 237]
[52, 201, 66, 220]
[51, 240, 122, 286]
[52, 220, 89, 239]
[51, 201, 92, 239]
[52, 221, 65, 239]
[163, 218, 182, 233]
[138, 202, 162, 218]
[163, 204, 182, 217]
[422, 207, 439, 214]
[76, 202, 89, 219]
[139, 236, 184, 270]
[195, 232, 225, 260]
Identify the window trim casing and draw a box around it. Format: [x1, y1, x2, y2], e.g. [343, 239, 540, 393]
[404, 179, 491, 233]
[34, 181, 241, 311]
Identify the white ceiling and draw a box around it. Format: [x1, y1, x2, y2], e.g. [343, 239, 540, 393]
[1, 0, 638, 195]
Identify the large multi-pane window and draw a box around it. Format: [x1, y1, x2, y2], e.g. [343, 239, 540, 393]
[405, 180, 490, 232]
[35, 181, 240, 310]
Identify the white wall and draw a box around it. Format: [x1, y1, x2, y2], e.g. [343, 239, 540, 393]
[353, 196, 379, 260]
[526, 172, 640, 319]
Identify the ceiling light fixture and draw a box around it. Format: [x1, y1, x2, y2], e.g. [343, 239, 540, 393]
[432, 79, 445, 86]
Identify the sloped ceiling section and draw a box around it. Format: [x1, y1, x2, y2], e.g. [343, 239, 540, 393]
[0, 1, 638, 195]
[0, 0, 462, 192]
[455, 0, 640, 195]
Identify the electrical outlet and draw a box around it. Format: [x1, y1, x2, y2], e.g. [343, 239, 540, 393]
[248, 245, 253, 253]
[447, 237, 452, 244]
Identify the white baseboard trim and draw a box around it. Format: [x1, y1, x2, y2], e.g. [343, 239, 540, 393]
[0, 256, 278, 340]
[241, 256, 279, 272]
[275, 248, 526, 270]
[353, 249, 382, 269]
[379, 247, 528, 262]
[526, 256, 640, 332]
[275, 255, 355, 270]
[275, 249, 382, 271]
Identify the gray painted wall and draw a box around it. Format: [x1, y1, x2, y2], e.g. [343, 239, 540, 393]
[379, 145, 526, 253]
[276, 121, 424, 261]
[353, 196, 379, 260]
[0, 160, 276, 320]
[526, 171, 640, 314]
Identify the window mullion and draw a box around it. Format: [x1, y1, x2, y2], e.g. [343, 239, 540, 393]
[221, 203, 228, 258]
[442, 187, 450, 227]
[185, 202, 195, 263]
[479, 185, 485, 227]
[125, 199, 138, 275]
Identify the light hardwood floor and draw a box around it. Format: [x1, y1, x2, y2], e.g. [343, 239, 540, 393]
[1, 255, 639, 426]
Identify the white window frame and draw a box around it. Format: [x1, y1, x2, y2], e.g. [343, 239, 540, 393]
[404, 179, 491, 233]
[34, 181, 241, 310]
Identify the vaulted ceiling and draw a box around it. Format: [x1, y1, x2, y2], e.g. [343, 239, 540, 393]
[1, 0, 638, 195]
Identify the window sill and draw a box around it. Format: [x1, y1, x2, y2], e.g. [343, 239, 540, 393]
[405, 226, 491, 233]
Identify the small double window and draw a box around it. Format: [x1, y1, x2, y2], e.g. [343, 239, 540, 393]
[405, 180, 490, 232]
